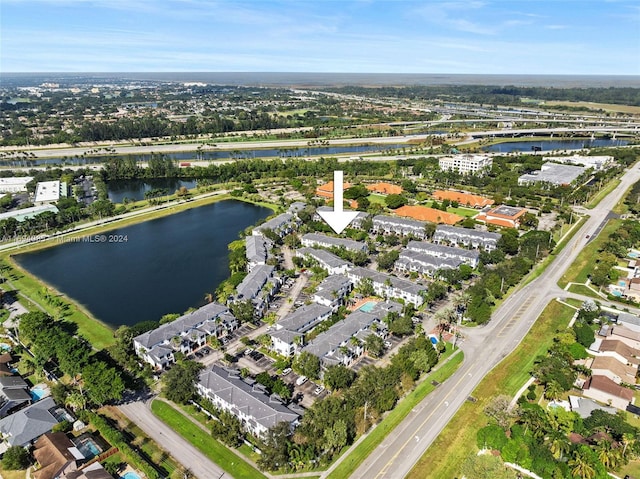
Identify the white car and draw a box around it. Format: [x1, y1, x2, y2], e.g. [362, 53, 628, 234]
[295, 375, 308, 386]
[281, 367, 292, 376]
[314, 385, 325, 395]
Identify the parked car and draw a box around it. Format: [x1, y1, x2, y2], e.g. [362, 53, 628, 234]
[244, 348, 254, 356]
[201, 347, 212, 355]
[296, 375, 308, 386]
[281, 367, 292, 376]
[384, 341, 392, 348]
[314, 385, 325, 395]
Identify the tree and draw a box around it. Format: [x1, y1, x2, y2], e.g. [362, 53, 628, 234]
[230, 299, 255, 324]
[82, 362, 125, 406]
[323, 419, 348, 455]
[357, 278, 375, 297]
[292, 351, 321, 380]
[1, 445, 31, 470]
[257, 421, 292, 471]
[324, 364, 356, 391]
[484, 395, 516, 430]
[385, 194, 408, 209]
[162, 360, 203, 404]
[364, 333, 385, 358]
[377, 250, 399, 271]
[569, 447, 597, 479]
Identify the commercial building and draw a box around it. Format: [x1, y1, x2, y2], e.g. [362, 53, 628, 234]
[0, 176, 33, 193]
[476, 205, 527, 228]
[439, 154, 492, 175]
[432, 190, 494, 209]
[518, 163, 586, 186]
[316, 181, 351, 200]
[393, 206, 463, 225]
[406, 240, 480, 268]
[543, 154, 613, 171]
[34, 181, 67, 204]
[347, 266, 426, 306]
[301, 233, 367, 253]
[296, 247, 353, 275]
[433, 225, 501, 251]
[133, 302, 237, 370]
[0, 204, 59, 223]
[372, 215, 427, 238]
[196, 365, 300, 438]
[366, 182, 403, 195]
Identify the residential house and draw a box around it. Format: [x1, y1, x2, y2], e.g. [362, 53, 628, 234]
[234, 264, 281, 317]
[0, 376, 32, 418]
[433, 225, 501, 251]
[590, 356, 637, 385]
[439, 154, 492, 175]
[596, 339, 640, 366]
[196, 365, 300, 438]
[604, 325, 640, 350]
[32, 432, 85, 479]
[0, 353, 14, 377]
[372, 215, 427, 238]
[347, 266, 426, 306]
[302, 301, 401, 367]
[0, 397, 59, 449]
[432, 190, 494, 209]
[313, 275, 353, 312]
[252, 213, 297, 238]
[394, 249, 462, 277]
[296, 247, 353, 275]
[568, 395, 617, 419]
[270, 303, 333, 357]
[518, 163, 586, 186]
[61, 463, 113, 479]
[406, 240, 480, 268]
[133, 302, 238, 370]
[300, 233, 367, 253]
[476, 205, 527, 229]
[245, 235, 271, 271]
[615, 312, 640, 332]
[314, 207, 368, 229]
[393, 206, 463, 225]
[582, 375, 634, 410]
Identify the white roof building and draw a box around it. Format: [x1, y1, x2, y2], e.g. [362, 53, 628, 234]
[543, 155, 613, 171]
[0, 177, 33, 193]
[34, 181, 67, 204]
[439, 154, 492, 175]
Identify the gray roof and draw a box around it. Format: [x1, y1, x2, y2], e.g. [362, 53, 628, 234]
[236, 264, 276, 301]
[519, 162, 586, 186]
[0, 397, 58, 446]
[255, 213, 294, 233]
[287, 202, 307, 214]
[2, 388, 31, 401]
[301, 233, 367, 252]
[246, 235, 270, 265]
[0, 377, 29, 390]
[406, 241, 480, 261]
[303, 310, 377, 358]
[373, 215, 426, 232]
[396, 249, 462, 273]
[270, 328, 301, 345]
[278, 303, 333, 333]
[315, 274, 352, 300]
[434, 224, 501, 244]
[297, 247, 352, 270]
[569, 395, 617, 419]
[133, 302, 230, 350]
[348, 266, 425, 296]
[616, 312, 640, 328]
[198, 366, 299, 431]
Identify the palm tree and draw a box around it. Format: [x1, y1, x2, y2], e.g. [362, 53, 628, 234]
[569, 450, 596, 479]
[596, 440, 617, 470]
[65, 390, 87, 412]
[544, 380, 563, 401]
[203, 293, 213, 303]
[622, 432, 636, 459]
[547, 431, 569, 460]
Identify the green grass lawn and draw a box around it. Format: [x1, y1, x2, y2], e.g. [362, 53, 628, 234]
[567, 283, 603, 298]
[407, 300, 575, 479]
[151, 400, 267, 479]
[367, 193, 387, 205]
[586, 178, 621, 209]
[446, 206, 478, 218]
[558, 218, 621, 288]
[327, 348, 464, 479]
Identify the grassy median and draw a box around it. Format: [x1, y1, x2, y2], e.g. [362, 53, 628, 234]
[406, 300, 575, 479]
[151, 399, 267, 479]
[327, 348, 464, 479]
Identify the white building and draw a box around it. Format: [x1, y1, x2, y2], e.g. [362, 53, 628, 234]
[405, 241, 480, 268]
[347, 266, 426, 306]
[252, 213, 297, 238]
[296, 247, 353, 275]
[313, 274, 353, 312]
[233, 264, 281, 317]
[0, 177, 33, 193]
[34, 181, 67, 204]
[543, 154, 613, 171]
[433, 225, 501, 251]
[270, 303, 333, 357]
[300, 233, 367, 253]
[245, 235, 271, 271]
[439, 154, 492, 175]
[518, 163, 586, 187]
[372, 215, 427, 238]
[394, 249, 462, 277]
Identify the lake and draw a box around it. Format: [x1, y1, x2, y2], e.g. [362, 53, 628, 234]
[482, 138, 628, 153]
[107, 178, 198, 203]
[15, 200, 271, 328]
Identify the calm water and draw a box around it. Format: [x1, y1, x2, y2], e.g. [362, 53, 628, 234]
[482, 138, 628, 153]
[15, 200, 271, 328]
[107, 178, 197, 203]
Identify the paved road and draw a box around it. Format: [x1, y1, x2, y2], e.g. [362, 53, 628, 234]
[346, 160, 640, 479]
[118, 399, 230, 479]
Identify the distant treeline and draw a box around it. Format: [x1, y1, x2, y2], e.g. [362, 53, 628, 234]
[325, 85, 640, 107]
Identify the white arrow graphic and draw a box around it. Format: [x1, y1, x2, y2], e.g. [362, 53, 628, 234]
[317, 170, 359, 234]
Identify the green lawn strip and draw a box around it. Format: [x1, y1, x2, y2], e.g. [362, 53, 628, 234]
[407, 300, 575, 479]
[618, 461, 640, 479]
[446, 206, 478, 218]
[586, 178, 621, 209]
[558, 218, 622, 288]
[151, 400, 268, 479]
[562, 297, 586, 309]
[567, 283, 603, 298]
[326, 348, 464, 479]
[367, 193, 387, 205]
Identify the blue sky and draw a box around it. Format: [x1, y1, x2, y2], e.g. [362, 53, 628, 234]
[1, 0, 639, 74]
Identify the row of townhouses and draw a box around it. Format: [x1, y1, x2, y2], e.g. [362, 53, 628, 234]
[196, 365, 301, 438]
[347, 266, 426, 306]
[245, 235, 272, 271]
[371, 215, 427, 238]
[433, 224, 501, 251]
[313, 206, 369, 229]
[252, 212, 298, 238]
[133, 302, 238, 370]
[406, 241, 480, 268]
[302, 301, 402, 367]
[395, 249, 462, 276]
[233, 264, 282, 317]
[301, 233, 368, 253]
[296, 247, 353, 275]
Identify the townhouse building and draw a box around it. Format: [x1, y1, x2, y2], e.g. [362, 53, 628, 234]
[197, 365, 300, 438]
[313, 274, 353, 312]
[245, 235, 271, 271]
[296, 247, 353, 275]
[394, 249, 462, 277]
[405, 240, 480, 268]
[300, 233, 367, 253]
[133, 302, 237, 370]
[233, 264, 281, 317]
[433, 225, 501, 251]
[347, 266, 426, 306]
[372, 215, 427, 238]
[252, 213, 297, 238]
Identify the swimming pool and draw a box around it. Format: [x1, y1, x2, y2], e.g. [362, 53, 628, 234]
[612, 290, 623, 297]
[358, 301, 378, 313]
[120, 472, 142, 479]
[30, 388, 46, 401]
[629, 252, 639, 259]
[0, 343, 11, 352]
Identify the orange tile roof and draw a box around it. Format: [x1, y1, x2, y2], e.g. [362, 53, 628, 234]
[316, 181, 352, 199]
[367, 182, 403, 195]
[394, 205, 463, 225]
[432, 190, 494, 208]
[476, 214, 516, 228]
